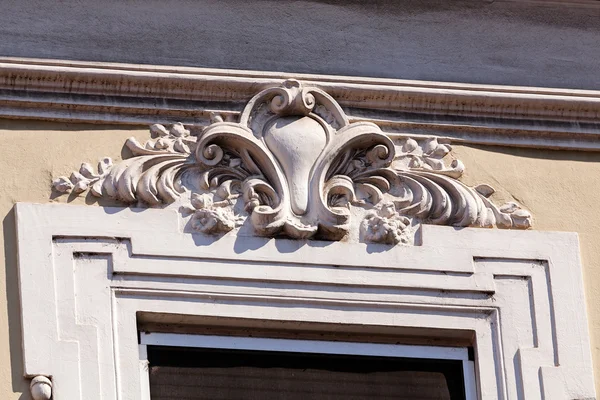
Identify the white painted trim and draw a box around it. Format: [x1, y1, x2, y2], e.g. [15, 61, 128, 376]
[137, 346, 150, 400]
[14, 202, 596, 399]
[463, 361, 478, 400]
[2, 57, 600, 151]
[140, 332, 470, 361]
[140, 332, 477, 399]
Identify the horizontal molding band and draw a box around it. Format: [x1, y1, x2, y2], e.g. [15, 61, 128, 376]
[1, 57, 600, 151]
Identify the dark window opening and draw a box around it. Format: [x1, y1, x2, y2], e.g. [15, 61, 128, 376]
[148, 345, 467, 400]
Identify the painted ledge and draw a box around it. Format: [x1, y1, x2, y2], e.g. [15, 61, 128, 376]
[1, 57, 600, 151]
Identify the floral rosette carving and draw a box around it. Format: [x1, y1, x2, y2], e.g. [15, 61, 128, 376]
[188, 193, 243, 234]
[53, 79, 532, 245]
[361, 202, 412, 245]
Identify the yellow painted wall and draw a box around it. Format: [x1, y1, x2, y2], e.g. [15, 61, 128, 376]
[1, 119, 599, 397]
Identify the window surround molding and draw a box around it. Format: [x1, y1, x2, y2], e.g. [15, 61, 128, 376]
[15, 202, 596, 399]
[10, 65, 597, 399]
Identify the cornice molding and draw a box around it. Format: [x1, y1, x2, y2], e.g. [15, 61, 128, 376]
[53, 80, 532, 244]
[2, 57, 600, 151]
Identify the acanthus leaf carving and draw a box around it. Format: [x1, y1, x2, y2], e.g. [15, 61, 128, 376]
[53, 79, 532, 245]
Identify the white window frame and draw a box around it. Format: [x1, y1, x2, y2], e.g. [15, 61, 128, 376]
[139, 332, 478, 399]
[15, 203, 596, 399]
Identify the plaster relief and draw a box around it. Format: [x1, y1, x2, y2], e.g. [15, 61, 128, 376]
[53, 79, 532, 243]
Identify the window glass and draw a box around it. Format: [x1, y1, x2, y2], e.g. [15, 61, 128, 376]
[147, 345, 466, 400]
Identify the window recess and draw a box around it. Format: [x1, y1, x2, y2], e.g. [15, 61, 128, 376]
[139, 333, 477, 400]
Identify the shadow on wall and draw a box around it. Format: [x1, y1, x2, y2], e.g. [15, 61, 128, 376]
[3, 208, 31, 399]
[1, 0, 600, 88]
[463, 143, 600, 163]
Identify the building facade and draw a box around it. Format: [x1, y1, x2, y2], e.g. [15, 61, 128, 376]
[1, 1, 600, 399]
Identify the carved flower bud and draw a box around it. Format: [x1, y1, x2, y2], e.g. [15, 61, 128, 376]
[192, 209, 219, 233]
[500, 202, 532, 229]
[191, 193, 212, 210]
[155, 138, 170, 149]
[403, 138, 418, 153]
[210, 113, 224, 123]
[97, 157, 113, 175]
[245, 198, 261, 212]
[170, 122, 190, 137]
[173, 138, 191, 154]
[379, 202, 397, 218]
[511, 209, 532, 229]
[408, 158, 423, 168]
[422, 138, 439, 155]
[431, 143, 451, 158]
[79, 162, 96, 178]
[150, 123, 170, 137]
[191, 208, 237, 234]
[53, 176, 74, 193]
[73, 180, 89, 194]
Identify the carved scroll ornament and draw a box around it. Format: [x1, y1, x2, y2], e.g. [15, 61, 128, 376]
[54, 79, 532, 244]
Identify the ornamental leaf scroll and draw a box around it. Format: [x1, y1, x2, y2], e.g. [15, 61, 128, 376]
[53, 79, 532, 244]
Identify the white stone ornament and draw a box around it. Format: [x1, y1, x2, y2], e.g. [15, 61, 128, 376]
[53, 79, 532, 243]
[30, 376, 52, 400]
[361, 202, 411, 245]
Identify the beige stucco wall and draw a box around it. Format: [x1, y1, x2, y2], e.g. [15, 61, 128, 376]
[1, 119, 599, 398]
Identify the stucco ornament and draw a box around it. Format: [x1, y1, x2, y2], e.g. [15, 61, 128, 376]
[53, 79, 532, 243]
[30, 376, 52, 400]
[361, 202, 411, 245]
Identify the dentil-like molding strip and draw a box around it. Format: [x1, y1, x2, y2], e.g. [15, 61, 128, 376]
[1, 57, 600, 151]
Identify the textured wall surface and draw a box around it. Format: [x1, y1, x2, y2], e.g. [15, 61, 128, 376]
[1, 120, 600, 398]
[1, 0, 600, 89]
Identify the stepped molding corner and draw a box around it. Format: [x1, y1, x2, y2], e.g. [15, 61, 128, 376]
[53, 80, 532, 243]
